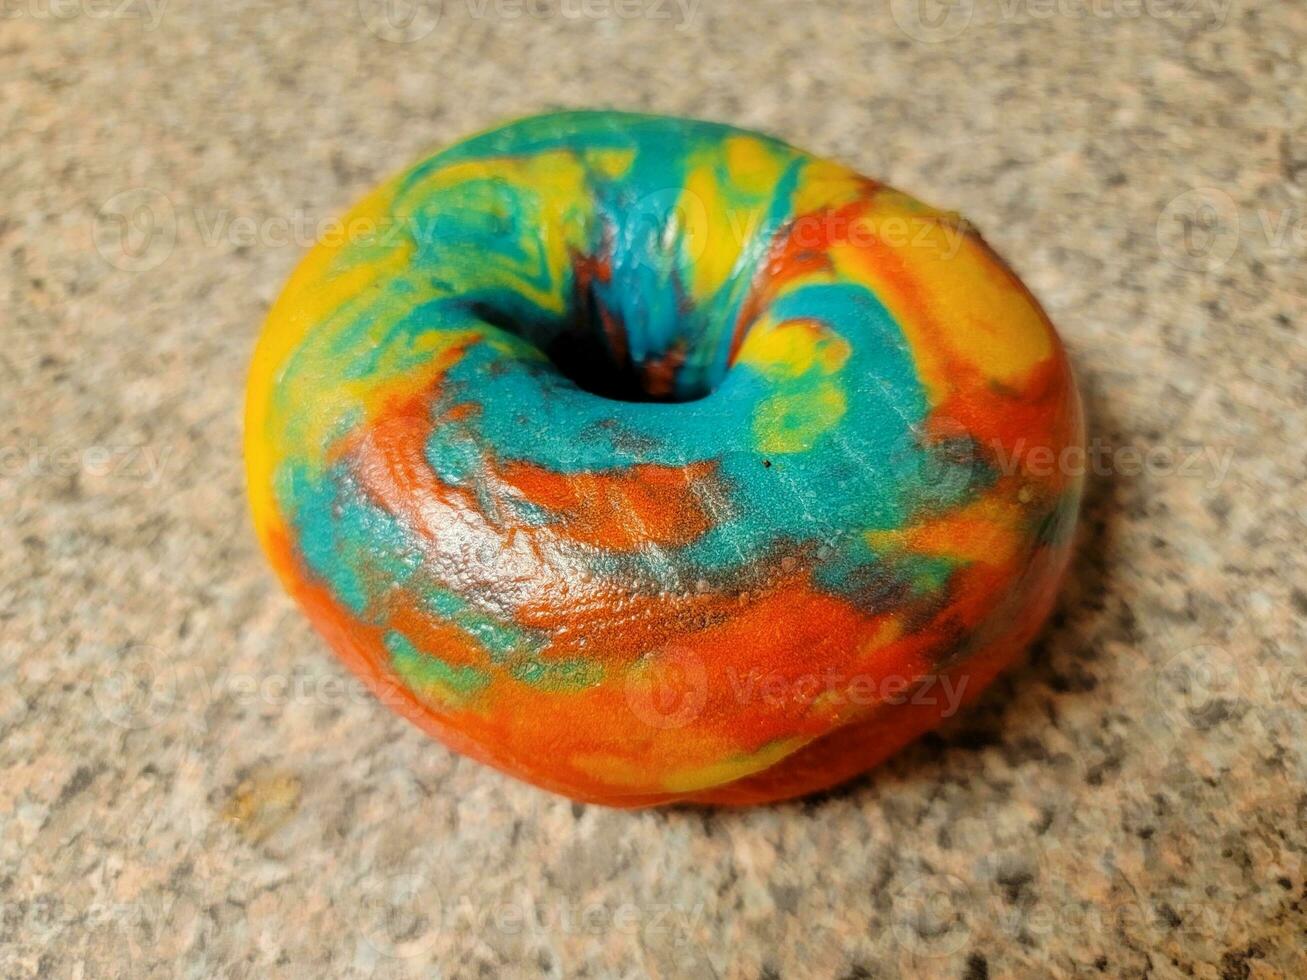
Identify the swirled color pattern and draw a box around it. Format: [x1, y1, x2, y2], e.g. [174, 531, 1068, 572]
[246, 111, 1083, 806]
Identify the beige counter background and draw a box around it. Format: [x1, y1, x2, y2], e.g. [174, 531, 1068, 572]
[3, 1, 1305, 977]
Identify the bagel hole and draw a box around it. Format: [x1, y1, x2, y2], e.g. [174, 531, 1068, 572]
[471, 297, 722, 404]
[546, 331, 669, 403]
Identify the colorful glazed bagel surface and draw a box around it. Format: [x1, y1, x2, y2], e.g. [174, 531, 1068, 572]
[246, 111, 1083, 807]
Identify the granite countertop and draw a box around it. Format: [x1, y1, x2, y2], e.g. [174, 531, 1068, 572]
[2, 1, 1304, 977]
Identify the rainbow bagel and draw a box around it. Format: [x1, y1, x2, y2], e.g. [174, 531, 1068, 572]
[246, 111, 1082, 807]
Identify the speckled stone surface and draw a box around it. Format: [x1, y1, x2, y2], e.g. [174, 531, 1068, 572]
[2, 2, 1305, 977]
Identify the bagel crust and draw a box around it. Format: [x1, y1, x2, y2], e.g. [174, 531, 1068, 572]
[245, 111, 1083, 806]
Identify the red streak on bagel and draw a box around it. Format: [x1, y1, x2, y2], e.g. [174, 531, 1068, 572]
[496, 453, 715, 550]
[349, 390, 721, 557]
